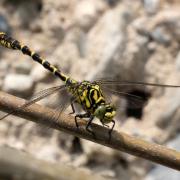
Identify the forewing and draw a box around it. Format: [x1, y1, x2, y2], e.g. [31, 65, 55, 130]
[100, 85, 147, 110]
[95, 79, 180, 110]
[41, 83, 84, 129]
[95, 79, 180, 88]
[0, 85, 66, 120]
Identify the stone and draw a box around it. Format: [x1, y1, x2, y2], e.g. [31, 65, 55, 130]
[156, 88, 180, 129]
[105, 0, 119, 6]
[13, 60, 32, 74]
[74, 0, 106, 31]
[85, 4, 133, 80]
[143, 0, 160, 14]
[30, 64, 51, 82]
[175, 51, 180, 71]
[3, 74, 34, 97]
[0, 60, 10, 79]
[151, 26, 171, 45]
[0, 14, 11, 34]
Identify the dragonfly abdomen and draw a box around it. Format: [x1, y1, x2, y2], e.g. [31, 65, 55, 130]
[0, 32, 68, 82]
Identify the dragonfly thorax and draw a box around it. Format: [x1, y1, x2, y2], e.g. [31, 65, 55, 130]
[94, 103, 116, 124]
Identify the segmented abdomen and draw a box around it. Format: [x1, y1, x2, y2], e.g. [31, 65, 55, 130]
[0, 32, 68, 82]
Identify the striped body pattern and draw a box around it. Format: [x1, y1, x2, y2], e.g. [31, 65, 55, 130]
[0, 32, 116, 137]
[69, 80, 116, 123]
[0, 32, 67, 82]
[77, 81, 105, 112]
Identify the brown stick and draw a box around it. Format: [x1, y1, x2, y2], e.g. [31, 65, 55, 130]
[0, 91, 179, 171]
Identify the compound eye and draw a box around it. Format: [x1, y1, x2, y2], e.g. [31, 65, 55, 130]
[94, 105, 106, 119]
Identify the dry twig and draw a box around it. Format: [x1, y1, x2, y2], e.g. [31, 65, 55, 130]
[0, 91, 179, 171]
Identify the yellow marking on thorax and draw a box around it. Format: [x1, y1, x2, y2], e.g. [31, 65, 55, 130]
[93, 90, 98, 101]
[80, 89, 87, 101]
[96, 96, 105, 104]
[85, 96, 91, 108]
[77, 89, 90, 108]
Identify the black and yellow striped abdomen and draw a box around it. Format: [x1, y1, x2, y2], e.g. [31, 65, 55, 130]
[0, 32, 68, 82]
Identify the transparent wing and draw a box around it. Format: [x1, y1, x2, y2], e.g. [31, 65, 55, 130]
[100, 85, 147, 110]
[50, 92, 75, 125]
[100, 85, 147, 109]
[95, 78, 180, 109]
[0, 85, 66, 120]
[34, 88, 74, 134]
[94, 79, 180, 110]
[50, 83, 88, 125]
[39, 83, 85, 131]
[95, 79, 180, 88]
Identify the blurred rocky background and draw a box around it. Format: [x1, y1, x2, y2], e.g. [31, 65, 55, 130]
[0, 0, 180, 179]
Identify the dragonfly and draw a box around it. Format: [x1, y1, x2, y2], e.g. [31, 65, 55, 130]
[0, 32, 180, 139]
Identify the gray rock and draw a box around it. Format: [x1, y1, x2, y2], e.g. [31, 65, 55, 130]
[143, 0, 160, 14]
[175, 51, 180, 72]
[0, 14, 11, 34]
[30, 65, 50, 82]
[76, 30, 87, 58]
[106, 0, 119, 6]
[145, 166, 180, 180]
[3, 74, 34, 97]
[85, 4, 132, 80]
[13, 60, 32, 74]
[157, 89, 180, 129]
[168, 134, 180, 150]
[0, 61, 10, 78]
[74, 0, 106, 31]
[151, 26, 171, 45]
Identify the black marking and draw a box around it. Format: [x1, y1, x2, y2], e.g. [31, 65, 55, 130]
[56, 71, 67, 82]
[54, 70, 60, 76]
[21, 46, 31, 56]
[66, 78, 72, 86]
[42, 61, 54, 72]
[11, 40, 21, 50]
[90, 90, 96, 105]
[42, 60, 50, 68]
[31, 53, 42, 63]
[106, 106, 113, 112]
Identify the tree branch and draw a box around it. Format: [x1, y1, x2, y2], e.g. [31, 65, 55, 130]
[0, 91, 179, 171]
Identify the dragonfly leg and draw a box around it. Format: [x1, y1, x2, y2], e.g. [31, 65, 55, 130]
[86, 115, 96, 139]
[100, 120, 109, 128]
[69, 101, 76, 114]
[108, 120, 115, 141]
[75, 113, 90, 128]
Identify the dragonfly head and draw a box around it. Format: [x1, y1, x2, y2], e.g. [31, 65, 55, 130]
[94, 103, 116, 124]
